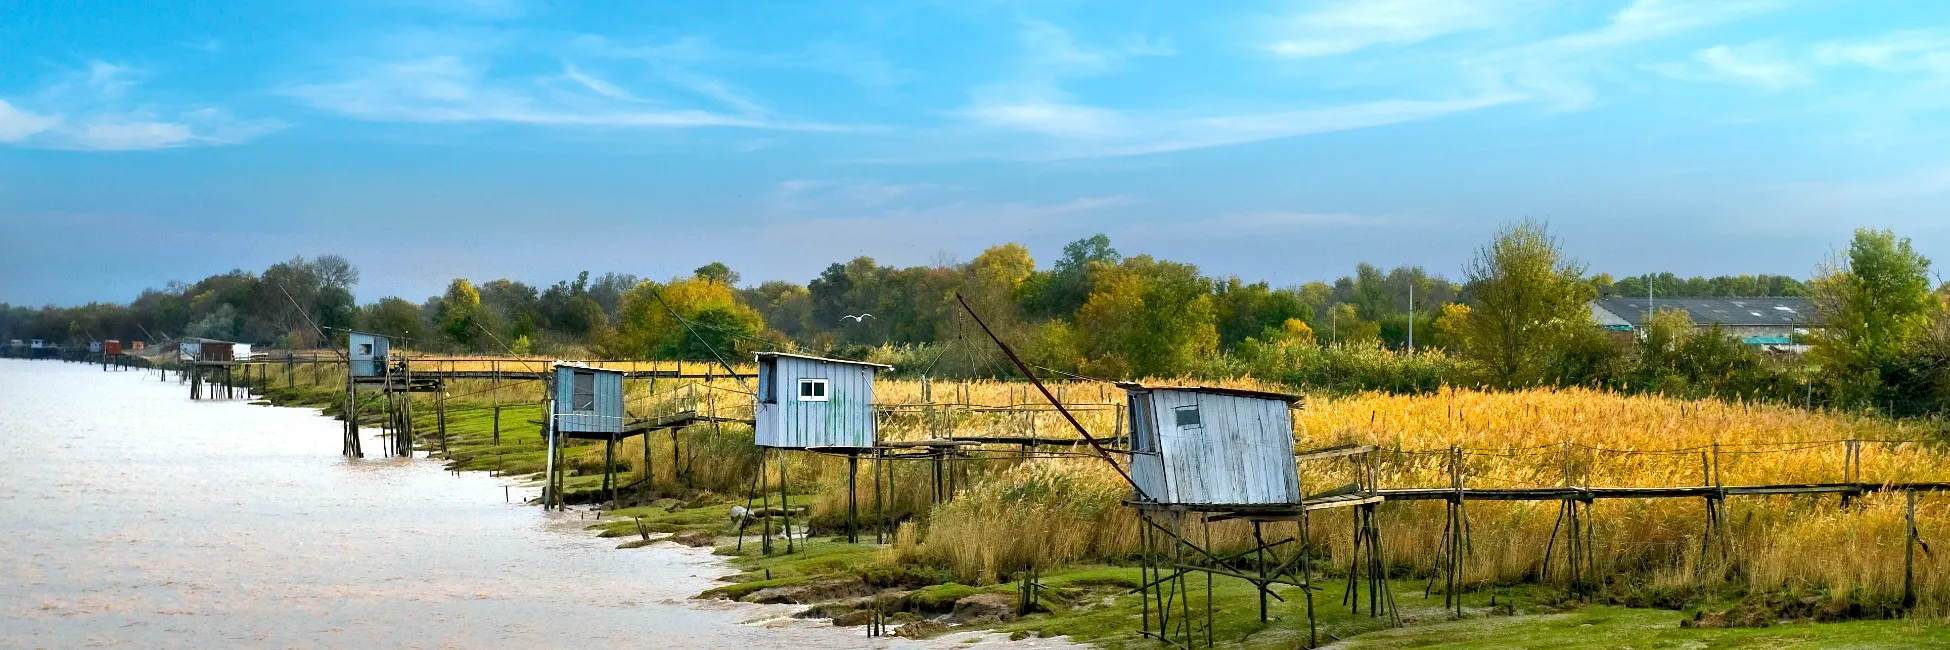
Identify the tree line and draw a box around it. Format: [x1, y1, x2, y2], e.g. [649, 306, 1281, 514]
[5, 226, 1944, 414]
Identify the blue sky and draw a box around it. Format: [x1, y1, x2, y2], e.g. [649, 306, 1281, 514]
[3, 0, 1949, 305]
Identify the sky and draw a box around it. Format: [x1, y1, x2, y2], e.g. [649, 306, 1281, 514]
[3, 0, 1949, 306]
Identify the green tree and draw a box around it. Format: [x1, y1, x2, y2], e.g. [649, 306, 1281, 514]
[694, 262, 740, 285]
[437, 279, 483, 350]
[1075, 256, 1218, 377]
[360, 297, 425, 342]
[1459, 221, 1595, 387]
[1809, 228, 1936, 404]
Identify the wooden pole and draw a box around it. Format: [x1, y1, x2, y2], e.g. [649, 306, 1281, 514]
[604, 433, 617, 506]
[1905, 490, 1918, 610]
[781, 450, 794, 554]
[847, 453, 860, 544]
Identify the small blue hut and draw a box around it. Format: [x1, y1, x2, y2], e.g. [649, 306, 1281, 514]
[552, 363, 626, 438]
[754, 352, 890, 449]
[346, 331, 391, 378]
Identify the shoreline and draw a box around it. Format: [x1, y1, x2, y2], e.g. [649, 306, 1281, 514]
[73, 356, 1950, 649]
[230, 365, 1090, 648]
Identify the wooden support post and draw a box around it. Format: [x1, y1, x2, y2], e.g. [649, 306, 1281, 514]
[874, 449, 885, 545]
[1905, 490, 1918, 610]
[781, 450, 794, 554]
[436, 383, 449, 458]
[604, 433, 617, 506]
[542, 399, 557, 509]
[759, 447, 773, 554]
[492, 405, 501, 445]
[847, 453, 860, 544]
[1254, 520, 1270, 622]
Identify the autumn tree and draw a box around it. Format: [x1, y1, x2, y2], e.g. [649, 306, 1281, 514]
[1458, 221, 1595, 387]
[604, 277, 766, 360]
[437, 279, 483, 350]
[1076, 256, 1218, 378]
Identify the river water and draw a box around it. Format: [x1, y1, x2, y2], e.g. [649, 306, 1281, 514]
[0, 360, 1075, 649]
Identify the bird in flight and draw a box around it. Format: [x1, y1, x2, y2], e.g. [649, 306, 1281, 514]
[842, 314, 875, 322]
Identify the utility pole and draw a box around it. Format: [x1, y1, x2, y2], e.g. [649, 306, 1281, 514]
[1407, 283, 1415, 354]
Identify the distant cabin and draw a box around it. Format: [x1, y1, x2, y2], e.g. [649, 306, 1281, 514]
[1122, 383, 1304, 508]
[200, 341, 236, 362]
[103, 340, 122, 356]
[552, 363, 626, 438]
[754, 352, 891, 450]
[88, 341, 103, 353]
[346, 331, 392, 377]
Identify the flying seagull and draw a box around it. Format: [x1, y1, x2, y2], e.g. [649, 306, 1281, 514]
[841, 313, 875, 322]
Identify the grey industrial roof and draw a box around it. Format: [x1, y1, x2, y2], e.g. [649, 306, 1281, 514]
[1590, 297, 1814, 328]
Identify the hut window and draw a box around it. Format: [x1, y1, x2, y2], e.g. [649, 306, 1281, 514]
[357, 343, 373, 356]
[798, 378, 829, 402]
[1174, 405, 1202, 429]
[572, 371, 596, 411]
[1130, 398, 1153, 452]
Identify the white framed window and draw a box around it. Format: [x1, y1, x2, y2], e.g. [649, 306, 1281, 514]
[798, 378, 829, 402]
[357, 343, 373, 356]
[1173, 405, 1202, 429]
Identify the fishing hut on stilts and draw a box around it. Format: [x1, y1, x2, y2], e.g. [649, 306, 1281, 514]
[1118, 383, 1369, 649]
[187, 340, 241, 401]
[344, 331, 443, 458]
[744, 352, 891, 554]
[541, 363, 626, 509]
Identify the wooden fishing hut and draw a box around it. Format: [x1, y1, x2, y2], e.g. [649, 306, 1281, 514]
[187, 339, 241, 400]
[542, 363, 626, 509]
[340, 331, 442, 458]
[1114, 382, 1360, 647]
[746, 352, 891, 551]
[347, 331, 390, 379]
[101, 340, 126, 371]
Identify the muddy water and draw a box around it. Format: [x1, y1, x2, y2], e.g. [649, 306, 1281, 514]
[0, 360, 1073, 649]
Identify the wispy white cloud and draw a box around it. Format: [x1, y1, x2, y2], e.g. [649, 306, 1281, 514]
[1814, 30, 1950, 77]
[1469, 0, 1784, 107]
[1057, 94, 1519, 159]
[1268, 0, 1527, 58]
[963, 20, 1170, 140]
[800, 40, 920, 88]
[0, 100, 61, 142]
[286, 54, 832, 130]
[560, 63, 643, 103]
[56, 109, 281, 151]
[1645, 43, 1809, 89]
[290, 33, 863, 133]
[2, 62, 279, 151]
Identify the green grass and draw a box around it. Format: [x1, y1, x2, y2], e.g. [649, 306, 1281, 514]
[1328, 607, 1950, 649]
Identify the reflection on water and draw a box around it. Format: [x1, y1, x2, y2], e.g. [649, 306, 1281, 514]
[0, 360, 1073, 649]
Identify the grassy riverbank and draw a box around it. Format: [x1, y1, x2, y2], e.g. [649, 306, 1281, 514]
[240, 367, 1950, 648]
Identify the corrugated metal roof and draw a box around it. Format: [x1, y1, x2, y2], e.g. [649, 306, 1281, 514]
[754, 351, 893, 371]
[1589, 297, 1813, 328]
[1117, 382, 1303, 404]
